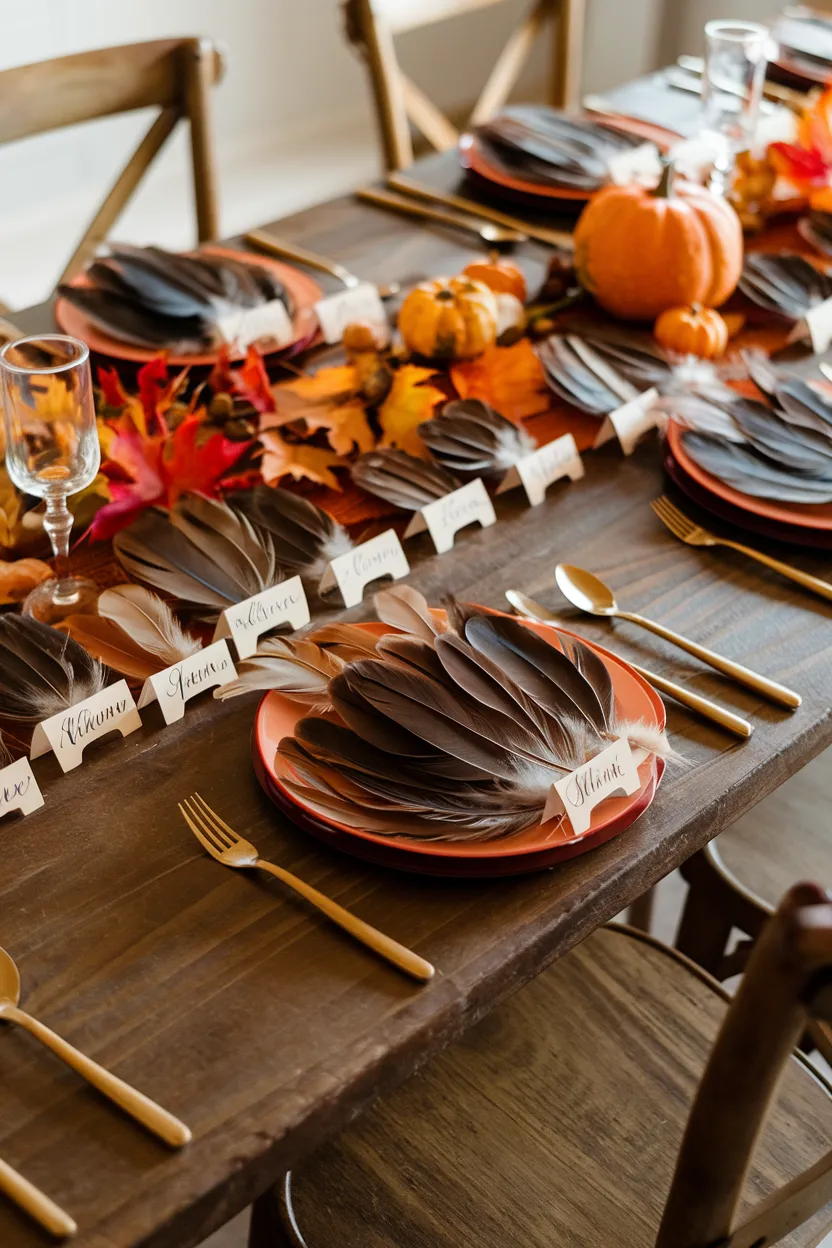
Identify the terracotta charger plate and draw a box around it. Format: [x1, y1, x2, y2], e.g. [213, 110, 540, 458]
[54, 246, 323, 368]
[252, 611, 666, 877]
[665, 420, 832, 547]
[458, 113, 681, 208]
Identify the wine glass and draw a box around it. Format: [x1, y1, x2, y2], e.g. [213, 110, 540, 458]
[700, 20, 774, 195]
[0, 335, 101, 624]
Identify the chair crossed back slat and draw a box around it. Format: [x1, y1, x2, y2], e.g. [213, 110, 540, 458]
[0, 38, 225, 296]
[657, 882, 832, 1248]
[342, 0, 585, 171]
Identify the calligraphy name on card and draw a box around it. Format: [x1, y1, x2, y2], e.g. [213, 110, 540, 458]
[139, 640, 237, 725]
[594, 386, 661, 456]
[404, 478, 497, 554]
[496, 433, 585, 506]
[0, 757, 44, 820]
[213, 577, 310, 660]
[314, 282, 387, 345]
[319, 528, 410, 608]
[31, 680, 142, 773]
[788, 298, 832, 354]
[542, 737, 642, 835]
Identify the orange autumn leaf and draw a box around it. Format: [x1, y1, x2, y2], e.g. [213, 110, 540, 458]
[268, 364, 374, 453]
[378, 364, 444, 456]
[303, 400, 375, 456]
[260, 430, 346, 491]
[0, 557, 52, 606]
[450, 340, 550, 423]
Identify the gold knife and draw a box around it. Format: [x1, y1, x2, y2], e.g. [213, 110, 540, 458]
[505, 590, 753, 739]
[386, 173, 574, 249]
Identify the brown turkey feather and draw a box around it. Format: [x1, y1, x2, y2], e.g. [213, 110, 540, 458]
[60, 614, 164, 683]
[113, 493, 285, 620]
[351, 449, 459, 510]
[418, 399, 535, 475]
[276, 592, 670, 841]
[0, 615, 108, 723]
[214, 626, 378, 705]
[230, 486, 354, 582]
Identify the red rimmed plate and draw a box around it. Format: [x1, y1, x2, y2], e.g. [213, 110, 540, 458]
[252, 611, 666, 877]
[459, 113, 680, 208]
[666, 420, 832, 544]
[54, 246, 323, 368]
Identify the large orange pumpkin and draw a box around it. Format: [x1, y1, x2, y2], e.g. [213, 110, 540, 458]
[398, 276, 498, 361]
[573, 162, 743, 321]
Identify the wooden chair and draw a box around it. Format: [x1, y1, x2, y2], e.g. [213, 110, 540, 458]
[341, 0, 586, 172]
[0, 38, 225, 304]
[248, 883, 832, 1248]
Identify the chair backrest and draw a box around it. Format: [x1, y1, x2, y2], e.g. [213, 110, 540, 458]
[341, 0, 585, 171]
[656, 882, 832, 1248]
[0, 38, 225, 291]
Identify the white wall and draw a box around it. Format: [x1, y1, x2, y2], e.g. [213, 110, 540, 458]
[0, 0, 665, 307]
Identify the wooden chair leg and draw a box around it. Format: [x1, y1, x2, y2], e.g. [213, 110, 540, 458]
[675, 876, 735, 977]
[626, 887, 655, 933]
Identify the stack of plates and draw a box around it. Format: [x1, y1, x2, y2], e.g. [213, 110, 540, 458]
[459, 105, 678, 210]
[665, 420, 832, 548]
[253, 614, 665, 878]
[770, 9, 832, 87]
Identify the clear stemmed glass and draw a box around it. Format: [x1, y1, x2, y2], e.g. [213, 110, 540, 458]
[700, 20, 774, 195]
[0, 335, 101, 623]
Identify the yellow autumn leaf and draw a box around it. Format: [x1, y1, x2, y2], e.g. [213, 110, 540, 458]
[260, 431, 346, 491]
[378, 365, 444, 456]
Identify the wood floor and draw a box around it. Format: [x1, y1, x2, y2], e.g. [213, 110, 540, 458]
[198, 751, 831, 1248]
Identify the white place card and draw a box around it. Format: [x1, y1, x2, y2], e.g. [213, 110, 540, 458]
[788, 297, 832, 355]
[404, 478, 497, 554]
[542, 737, 642, 835]
[213, 577, 310, 660]
[217, 299, 295, 350]
[314, 282, 388, 345]
[318, 528, 410, 607]
[138, 640, 237, 725]
[30, 680, 142, 773]
[0, 758, 44, 820]
[496, 433, 584, 506]
[594, 386, 660, 456]
[607, 142, 662, 186]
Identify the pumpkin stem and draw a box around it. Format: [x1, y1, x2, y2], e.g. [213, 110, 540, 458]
[653, 159, 674, 200]
[435, 289, 454, 301]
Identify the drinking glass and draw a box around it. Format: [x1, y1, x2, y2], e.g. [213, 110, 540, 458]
[700, 20, 774, 194]
[0, 335, 100, 623]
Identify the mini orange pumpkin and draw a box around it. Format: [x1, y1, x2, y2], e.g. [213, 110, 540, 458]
[462, 258, 527, 302]
[398, 276, 498, 361]
[654, 303, 729, 359]
[574, 162, 743, 321]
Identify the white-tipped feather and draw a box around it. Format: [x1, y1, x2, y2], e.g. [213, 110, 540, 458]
[0, 615, 107, 723]
[98, 585, 201, 665]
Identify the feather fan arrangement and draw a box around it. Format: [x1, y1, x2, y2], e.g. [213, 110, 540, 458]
[230, 486, 353, 583]
[351, 449, 460, 510]
[113, 493, 286, 619]
[215, 623, 378, 709]
[537, 334, 643, 414]
[0, 615, 108, 723]
[58, 245, 294, 354]
[271, 586, 670, 842]
[61, 586, 202, 681]
[418, 399, 535, 476]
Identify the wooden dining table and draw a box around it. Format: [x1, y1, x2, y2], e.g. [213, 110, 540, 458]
[4, 133, 832, 1248]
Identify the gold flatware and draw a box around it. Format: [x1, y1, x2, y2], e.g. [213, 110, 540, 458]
[244, 230, 401, 298]
[652, 495, 832, 604]
[505, 589, 753, 739]
[0, 1157, 76, 1239]
[554, 564, 801, 710]
[676, 55, 812, 112]
[386, 173, 574, 249]
[357, 187, 527, 246]
[0, 948, 190, 1149]
[180, 794, 435, 983]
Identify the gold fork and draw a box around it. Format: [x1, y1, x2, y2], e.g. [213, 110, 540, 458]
[180, 795, 435, 983]
[651, 496, 832, 604]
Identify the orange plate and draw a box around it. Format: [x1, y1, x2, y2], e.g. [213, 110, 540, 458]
[54, 247, 323, 367]
[252, 611, 666, 876]
[459, 113, 681, 206]
[667, 420, 832, 534]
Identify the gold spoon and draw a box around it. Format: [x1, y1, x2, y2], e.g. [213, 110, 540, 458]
[554, 564, 801, 710]
[356, 187, 528, 246]
[0, 948, 190, 1148]
[505, 590, 753, 738]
